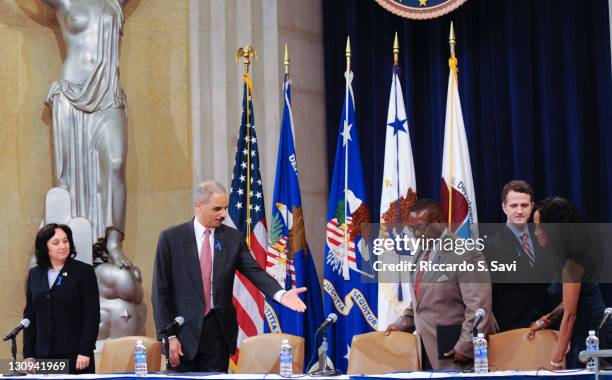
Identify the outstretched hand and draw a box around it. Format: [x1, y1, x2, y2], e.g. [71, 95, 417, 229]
[280, 287, 307, 312]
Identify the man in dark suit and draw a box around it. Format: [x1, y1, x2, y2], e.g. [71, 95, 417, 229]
[486, 180, 558, 331]
[152, 180, 306, 372]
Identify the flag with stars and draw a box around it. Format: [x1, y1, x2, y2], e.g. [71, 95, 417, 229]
[440, 51, 479, 239]
[377, 65, 417, 331]
[226, 79, 268, 369]
[323, 68, 378, 373]
[263, 74, 324, 365]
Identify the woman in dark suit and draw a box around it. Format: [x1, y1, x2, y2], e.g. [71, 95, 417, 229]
[23, 224, 100, 374]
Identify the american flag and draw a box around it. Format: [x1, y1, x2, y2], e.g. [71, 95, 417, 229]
[226, 80, 267, 369]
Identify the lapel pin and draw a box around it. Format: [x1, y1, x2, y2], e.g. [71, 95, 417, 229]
[215, 241, 222, 251]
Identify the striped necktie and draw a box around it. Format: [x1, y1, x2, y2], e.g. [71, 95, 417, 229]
[520, 232, 535, 268]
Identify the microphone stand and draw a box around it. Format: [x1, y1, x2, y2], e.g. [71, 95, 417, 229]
[159, 333, 177, 373]
[161, 336, 170, 372]
[310, 327, 337, 376]
[597, 314, 610, 342]
[4, 337, 26, 376]
[472, 318, 482, 339]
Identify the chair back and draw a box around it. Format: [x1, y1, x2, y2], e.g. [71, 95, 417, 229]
[347, 331, 421, 374]
[488, 328, 559, 371]
[98, 336, 161, 373]
[235, 333, 304, 374]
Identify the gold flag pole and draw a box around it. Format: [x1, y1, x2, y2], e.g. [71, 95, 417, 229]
[447, 22, 457, 228]
[345, 36, 352, 71]
[236, 45, 257, 246]
[393, 31, 399, 66]
[284, 43, 290, 77]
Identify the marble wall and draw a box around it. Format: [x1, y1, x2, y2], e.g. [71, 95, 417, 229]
[190, 0, 327, 279]
[276, 0, 328, 279]
[0, 0, 193, 358]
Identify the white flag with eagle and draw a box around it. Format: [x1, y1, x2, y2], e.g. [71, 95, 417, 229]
[377, 65, 417, 330]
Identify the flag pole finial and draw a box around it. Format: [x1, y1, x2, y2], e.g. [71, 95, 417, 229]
[236, 45, 257, 74]
[345, 36, 351, 72]
[236, 45, 256, 244]
[284, 43, 290, 76]
[449, 22, 456, 58]
[393, 31, 399, 65]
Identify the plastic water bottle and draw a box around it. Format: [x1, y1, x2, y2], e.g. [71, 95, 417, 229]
[586, 330, 600, 372]
[134, 339, 148, 376]
[473, 333, 488, 374]
[279, 338, 293, 377]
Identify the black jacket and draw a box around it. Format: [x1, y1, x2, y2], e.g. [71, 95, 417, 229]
[151, 221, 283, 360]
[23, 258, 100, 358]
[485, 225, 560, 331]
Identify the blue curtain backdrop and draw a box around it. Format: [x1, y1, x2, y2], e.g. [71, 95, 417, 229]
[322, 0, 612, 223]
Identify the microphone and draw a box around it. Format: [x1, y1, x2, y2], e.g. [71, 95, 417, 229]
[159, 316, 185, 336]
[598, 308, 612, 330]
[2, 319, 30, 341]
[316, 313, 338, 333]
[471, 308, 486, 337]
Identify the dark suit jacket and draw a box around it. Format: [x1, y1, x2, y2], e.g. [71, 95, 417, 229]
[151, 221, 283, 360]
[486, 225, 559, 331]
[23, 258, 100, 358]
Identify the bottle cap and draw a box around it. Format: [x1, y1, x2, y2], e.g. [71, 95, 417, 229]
[137, 339, 143, 345]
[282, 339, 289, 344]
[477, 333, 484, 338]
[589, 330, 596, 335]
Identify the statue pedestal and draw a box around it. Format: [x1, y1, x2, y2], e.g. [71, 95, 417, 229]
[96, 263, 147, 340]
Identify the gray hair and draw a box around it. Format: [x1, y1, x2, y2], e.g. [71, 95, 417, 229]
[194, 180, 227, 204]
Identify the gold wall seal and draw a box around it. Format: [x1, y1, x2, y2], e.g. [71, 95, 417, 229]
[374, 0, 468, 20]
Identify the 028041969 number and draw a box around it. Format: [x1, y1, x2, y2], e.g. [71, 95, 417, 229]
[4, 358, 69, 374]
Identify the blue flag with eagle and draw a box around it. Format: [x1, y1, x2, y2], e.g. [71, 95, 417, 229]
[323, 69, 378, 373]
[264, 74, 324, 364]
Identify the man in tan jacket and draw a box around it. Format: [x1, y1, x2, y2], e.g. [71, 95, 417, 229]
[385, 199, 497, 370]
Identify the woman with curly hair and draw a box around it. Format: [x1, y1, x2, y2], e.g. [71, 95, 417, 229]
[529, 197, 609, 369]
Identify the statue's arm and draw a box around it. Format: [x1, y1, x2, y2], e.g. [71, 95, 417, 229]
[43, 0, 68, 10]
[118, 0, 130, 7]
